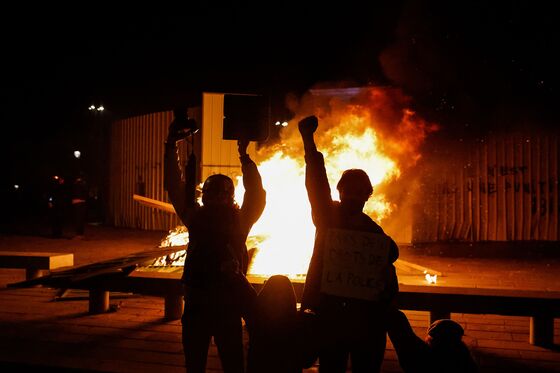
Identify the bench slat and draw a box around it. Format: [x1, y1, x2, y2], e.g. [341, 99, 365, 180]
[0, 251, 74, 270]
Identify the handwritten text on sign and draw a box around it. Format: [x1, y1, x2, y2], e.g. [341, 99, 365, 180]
[321, 229, 390, 301]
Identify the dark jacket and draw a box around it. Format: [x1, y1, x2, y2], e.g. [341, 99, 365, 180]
[301, 150, 399, 312]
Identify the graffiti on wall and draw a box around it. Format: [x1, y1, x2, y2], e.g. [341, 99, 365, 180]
[436, 163, 558, 217]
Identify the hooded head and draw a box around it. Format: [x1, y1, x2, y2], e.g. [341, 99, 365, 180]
[336, 169, 373, 213]
[425, 319, 477, 372]
[258, 275, 297, 322]
[201, 174, 235, 207]
[425, 318, 465, 346]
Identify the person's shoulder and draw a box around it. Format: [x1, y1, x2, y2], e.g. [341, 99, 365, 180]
[327, 201, 341, 214]
[179, 202, 202, 217]
[361, 213, 385, 233]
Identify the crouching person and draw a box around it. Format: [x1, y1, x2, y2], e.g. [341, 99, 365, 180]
[387, 307, 478, 373]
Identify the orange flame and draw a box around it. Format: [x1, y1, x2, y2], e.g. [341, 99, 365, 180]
[159, 87, 437, 278]
[241, 87, 437, 277]
[239, 114, 400, 277]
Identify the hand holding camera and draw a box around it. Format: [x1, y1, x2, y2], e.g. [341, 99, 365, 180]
[167, 108, 199, 144]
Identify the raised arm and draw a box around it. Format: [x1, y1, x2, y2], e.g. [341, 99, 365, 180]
[298, 116, 333, 227]
[238, 139, 266, 234]
[387, 307, 431, 372]
[163, 123, 197, 227]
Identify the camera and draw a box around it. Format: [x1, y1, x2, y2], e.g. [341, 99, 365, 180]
[171, 108, 199, 138]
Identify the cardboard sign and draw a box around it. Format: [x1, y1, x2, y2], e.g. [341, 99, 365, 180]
[321, 229, 391, 301]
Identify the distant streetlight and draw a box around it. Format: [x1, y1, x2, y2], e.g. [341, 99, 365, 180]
[74, 150, 81, 159]
[14, 184, 19, 190]
[88, 105, 105, 112]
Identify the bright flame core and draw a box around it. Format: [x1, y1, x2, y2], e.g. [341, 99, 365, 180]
[240, 114, 400, 277]
[236, 153, 314, 276]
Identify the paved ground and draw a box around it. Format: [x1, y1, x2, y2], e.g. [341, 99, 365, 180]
[0, 223, 559, 372]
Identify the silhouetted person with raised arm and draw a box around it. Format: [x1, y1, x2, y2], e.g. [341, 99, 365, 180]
[298, 115, 399, 373]
[164, 111, 266, 373]
[387, 307, 478, 373]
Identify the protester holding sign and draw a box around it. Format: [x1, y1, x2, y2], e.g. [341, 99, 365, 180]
[298, 115, 399, 373]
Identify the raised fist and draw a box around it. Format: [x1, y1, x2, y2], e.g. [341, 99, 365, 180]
[298, 115, 318, 137]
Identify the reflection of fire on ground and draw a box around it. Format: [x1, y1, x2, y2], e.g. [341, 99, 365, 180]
[151, 87, 440, 284]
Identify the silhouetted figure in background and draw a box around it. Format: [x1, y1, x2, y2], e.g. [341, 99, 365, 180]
[47, 175, 66, 238]
[387, 308, 478, 373]
[71, 172, 88, 239]
[247, 275, 303, 373]
[298, 116, 399, 373]
[164, 113, 266, 373]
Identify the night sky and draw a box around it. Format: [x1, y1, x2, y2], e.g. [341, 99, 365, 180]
[1, 1, 558, 193]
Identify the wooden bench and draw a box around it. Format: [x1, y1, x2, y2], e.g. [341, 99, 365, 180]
[9, 269, 559, 347]
[83, 270, 185, 318]
[0, 251, 74, 280]
[251, 280, 560, 347]
[395, 284, 560, 347]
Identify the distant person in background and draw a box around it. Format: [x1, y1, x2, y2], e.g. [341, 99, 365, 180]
[387, 307, 478, 373]
[47, 175, 66, 238]
[71, 172, 88, 239]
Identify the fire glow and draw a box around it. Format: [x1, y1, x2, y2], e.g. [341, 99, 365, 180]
[240, 117, 399, 277]
[158, 88, 438, 279]
[424, 272, 438, 284]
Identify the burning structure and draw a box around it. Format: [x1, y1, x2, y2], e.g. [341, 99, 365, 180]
[103, 84, 560, 293]
[11, 90, 558, 345]
[112, 86, 439, 279]
[101, 84, 560, 300]
[6, 86, 438, 318]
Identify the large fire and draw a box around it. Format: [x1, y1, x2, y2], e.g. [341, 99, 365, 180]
[158, 87, 438, 279]
[239, 119, 398, 277]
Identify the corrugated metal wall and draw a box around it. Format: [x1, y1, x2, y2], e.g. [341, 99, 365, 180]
[109, 93, 256, 231]
[109, 111, 182, 230]
[412, 134, 559, 242]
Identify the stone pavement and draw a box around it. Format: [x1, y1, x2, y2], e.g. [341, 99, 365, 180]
[0, 224, 559, 372]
